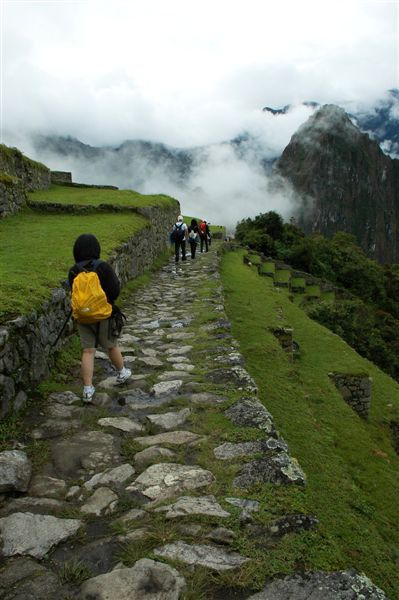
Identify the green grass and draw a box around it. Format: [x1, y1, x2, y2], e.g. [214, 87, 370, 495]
[274, 269, 291, 284]
[321, 290, 336, 303]
[259, 261, 275, 275]
[28, 184, 178, 209]
[306, 284, 321, 298]
[290, 276, 306, 289]
[220, 248, 399, 599]
[0, 208, 149, 321]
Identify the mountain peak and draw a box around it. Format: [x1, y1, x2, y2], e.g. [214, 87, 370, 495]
[294, 104, 361, 145]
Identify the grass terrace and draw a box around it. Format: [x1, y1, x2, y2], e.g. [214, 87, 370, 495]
[220, 248, 399, 598]
[1, 185, 179, 322]
[28, 184, 177, 209]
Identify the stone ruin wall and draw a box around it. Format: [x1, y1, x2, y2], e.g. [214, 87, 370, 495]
[0, 147, 51, 217]
[0, 202, 179, 417]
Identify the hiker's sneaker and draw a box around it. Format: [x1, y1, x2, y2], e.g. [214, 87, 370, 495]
[82, 385, 95, 402]
[116, 367, 132, 384]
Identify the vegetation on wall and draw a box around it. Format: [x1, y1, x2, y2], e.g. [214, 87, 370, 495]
[235, 211, 399, 381]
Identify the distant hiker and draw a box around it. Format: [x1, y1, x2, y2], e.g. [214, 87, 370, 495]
[207, 221, 212, 246]
[68, 233, 131, 402]
[171, 215, 188, 263]
[199, 220, 209, 253]
[188, 218, 200, 259]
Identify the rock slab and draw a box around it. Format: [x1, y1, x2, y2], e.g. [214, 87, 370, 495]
[0, 512, 81, 558]
[79, 558, 186, 600]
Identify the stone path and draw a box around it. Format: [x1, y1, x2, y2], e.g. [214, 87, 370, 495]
[0, 247, 388, 599]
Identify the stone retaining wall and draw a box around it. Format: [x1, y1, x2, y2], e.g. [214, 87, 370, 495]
[50, 171, 72, 184]
[0, 147, 50, 192]
[329, 372, 372, 419]
[0, 202, 179, 417]
[0, 177, 27, 218]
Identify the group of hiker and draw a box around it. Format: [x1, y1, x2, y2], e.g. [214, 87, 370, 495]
[170, 215, 211, 263]
[66, 215, 212, 402]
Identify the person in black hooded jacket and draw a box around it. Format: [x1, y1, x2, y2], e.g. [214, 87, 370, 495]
[68, 233, 131, 402]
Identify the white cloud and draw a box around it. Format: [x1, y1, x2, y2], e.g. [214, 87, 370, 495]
[1, 0, 397, 146]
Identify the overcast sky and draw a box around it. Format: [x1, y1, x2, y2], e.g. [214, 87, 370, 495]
[1, 0, 398, 148]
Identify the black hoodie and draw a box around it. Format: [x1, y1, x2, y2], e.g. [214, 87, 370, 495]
[68, 234, 120, 304]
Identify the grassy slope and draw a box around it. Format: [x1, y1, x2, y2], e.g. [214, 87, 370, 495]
[1, 185, 178, 322]
[28, 185, 176, 208]
[221, 249, 399, 598]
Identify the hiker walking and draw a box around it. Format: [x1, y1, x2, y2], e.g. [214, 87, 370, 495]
[68, 233, 131, 402]
[199, 220, 209, 253]
[171, 215, 188, 263]
[188, 218, 200, 259]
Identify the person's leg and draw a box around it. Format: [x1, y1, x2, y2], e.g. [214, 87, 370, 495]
[81, 348, 96, 385]
[200, 236, 204, 252]
[205, 236, 209, 252]
[108, 345, 124, 370]
[175, 240, 179, 262]
[181, 240, 186, 260]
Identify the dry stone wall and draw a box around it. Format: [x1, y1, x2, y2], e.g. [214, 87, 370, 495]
[0, 202, 179, 417]
[0, 147, 50, 192]
[0, 177, 27, 218]
[0, 145, 51, 217]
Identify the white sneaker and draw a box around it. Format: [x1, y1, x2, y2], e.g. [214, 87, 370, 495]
[82, 385, 95, 402]
[116, 367, 132, 384]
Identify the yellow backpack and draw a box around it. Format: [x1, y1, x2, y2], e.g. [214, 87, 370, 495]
[71, 260, 112, 324]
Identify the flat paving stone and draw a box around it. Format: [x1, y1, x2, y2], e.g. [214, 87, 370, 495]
[84, 464, 136, 490]
[155, 495, 231, 519]
[0, 512, 81, 558]
[98, 417, 144, 433]
[246, 570, 388, 599]
[153, 541, 249, 571]
[151, 380, 183, 396]
[135, 430, 202, 447]
[78, 558, 186, 600]
[146, 408, 191, 431]
[126, 463, 215, 501]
